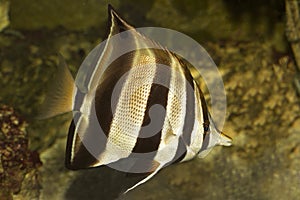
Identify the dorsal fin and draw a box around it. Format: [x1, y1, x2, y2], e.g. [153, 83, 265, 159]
[108, 4, 134, 36]
[107, 4, 166, 51]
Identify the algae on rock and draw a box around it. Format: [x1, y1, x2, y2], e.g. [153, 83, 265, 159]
[0, 105, 42, 200]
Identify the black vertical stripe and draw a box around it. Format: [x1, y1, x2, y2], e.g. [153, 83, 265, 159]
[131, 49, 172, 154]
[132, 84, 169, 153]
[95, 4, 139, 138]
[176, 54, 210, 144]
[168, 55, 203, 164]
[170, 137, 187, 164]
[199, 88, 210, 140]
[66, 51, 136, 169]
[178, 56, 196, 148]
[66, 5, 139, 170]
[65, 120, 99, 169]
[95, 51, 136, 139]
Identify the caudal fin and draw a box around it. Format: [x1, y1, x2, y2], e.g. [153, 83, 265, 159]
[37, 54, 75, 119]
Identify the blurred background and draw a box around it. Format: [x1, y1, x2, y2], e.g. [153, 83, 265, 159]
[0, 0, 299, 199]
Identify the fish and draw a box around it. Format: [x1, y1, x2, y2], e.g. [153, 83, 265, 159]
[39, 4, 232, 193]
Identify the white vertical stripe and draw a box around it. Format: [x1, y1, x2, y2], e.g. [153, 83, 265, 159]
[181, 81, 204, 162]
[98, 54, 157, 165]
[154, 53, 187, 165]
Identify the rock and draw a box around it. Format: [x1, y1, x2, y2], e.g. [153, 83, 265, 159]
[0, 105, 42, 200]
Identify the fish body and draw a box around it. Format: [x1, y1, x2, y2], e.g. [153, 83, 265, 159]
[40, 5, 231, 193]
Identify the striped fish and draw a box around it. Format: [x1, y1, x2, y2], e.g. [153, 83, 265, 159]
[40, 5, 232, 193]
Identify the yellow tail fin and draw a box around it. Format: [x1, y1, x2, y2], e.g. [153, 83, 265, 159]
[37, 54, 75, 119]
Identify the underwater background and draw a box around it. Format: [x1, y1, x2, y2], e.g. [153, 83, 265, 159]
[1, 0, 300, 199]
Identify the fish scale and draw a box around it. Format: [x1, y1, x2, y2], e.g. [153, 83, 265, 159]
[106, 59, 157, 155]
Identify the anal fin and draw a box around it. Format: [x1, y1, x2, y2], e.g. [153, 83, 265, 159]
[124, 160, 162, 193]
